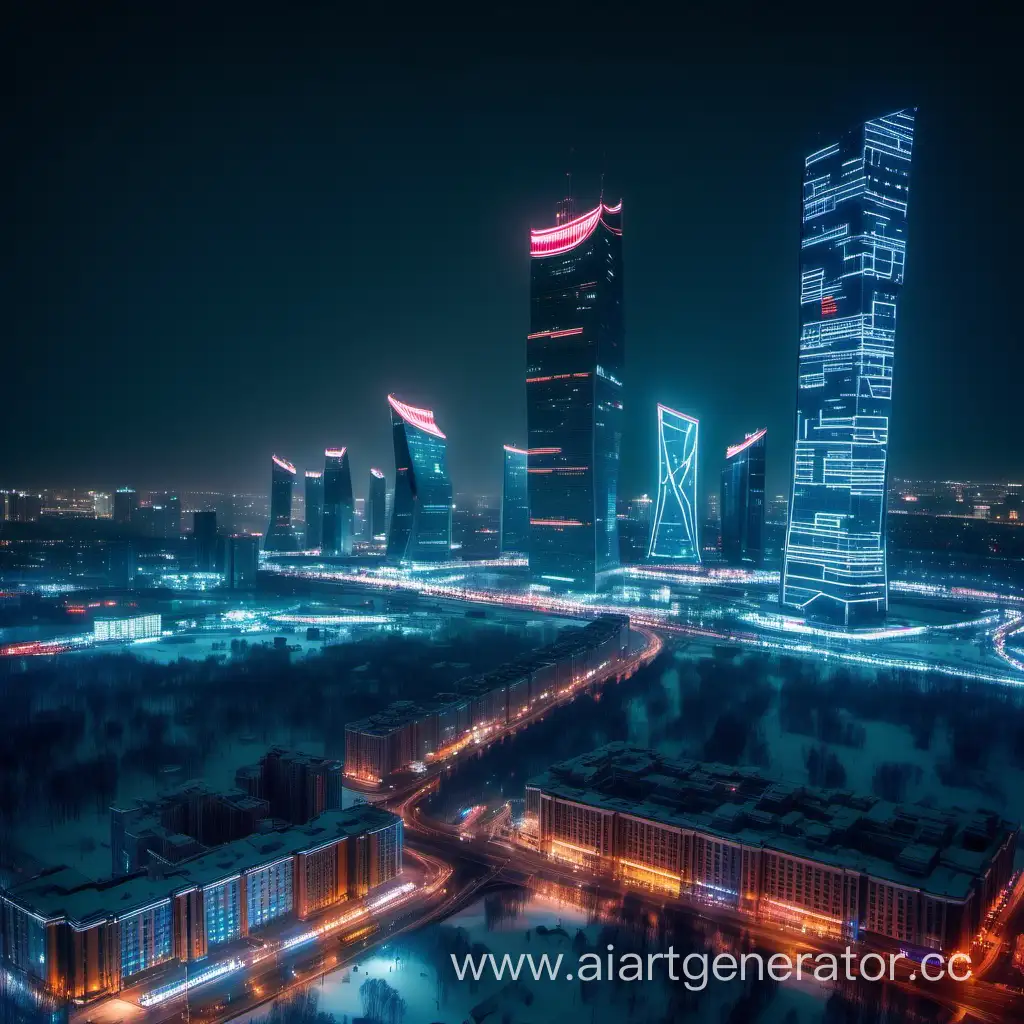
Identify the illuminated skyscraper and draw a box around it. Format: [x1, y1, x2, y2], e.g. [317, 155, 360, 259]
[648, 404, 700, 563]
[322, 448, 354, 555]
[367, 468, 387, 543]
[304, 470, 324, 550]
[527, 196, 624, 591]
[264, 455, 299, 552]
[500, 445, 529, 554]
[385, 395, 452, 561]
[782, 109, 916, 626]
[113, 487, 136, 526]
[721, 428, 766, 567]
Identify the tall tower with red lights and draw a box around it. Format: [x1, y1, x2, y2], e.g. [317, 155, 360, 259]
[527, 197, 624, 592]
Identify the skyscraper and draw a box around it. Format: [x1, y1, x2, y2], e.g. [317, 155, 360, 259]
[226, 534, 260, 589]
[385, 394, 452, 562]
[322, 448, 354, 555]
[649, 404, 700, 563]
[367, 468, 387, 544]
[782, 109, 916, 626]
[113, 487, 137, 526]
[193, 510, 219, 571]
[500, 445, 529, 554]
[721, 428, 766, 567]
[264, 455, 299, 552]
[527, 196, 624, 591]
[304, 470, 324, 550]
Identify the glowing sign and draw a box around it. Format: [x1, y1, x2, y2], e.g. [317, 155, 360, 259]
[387, 394, 446, 439]
[821, 295, 838, 316]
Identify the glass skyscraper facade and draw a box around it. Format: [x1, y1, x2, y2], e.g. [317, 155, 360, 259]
[304, 470, 323, 550]
[264, 455, 299, 552]
[527, 198, 624, 592]
[782, 109, 916, 626]
[721, 428, 766, 567]
[648, 404, 700, 563]
[385, 394, 452, 561]
[500, 445, 529, 554]
[367, 468, 387, 543]
[322, 448, 354, 555]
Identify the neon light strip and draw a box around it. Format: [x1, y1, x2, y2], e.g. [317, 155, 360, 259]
[530, 518, 583, 527]
[530, 202, 623, 258]
[503, 445, 528, 455]
[272, 455, 297, 474]
[370, 468, 385, 478]
[656, 402, 698, 425]
[528, 447, 561, 454]
[527, 327, 584, 339]
[387, 394, 446, 439]
[725, 427, 767, 460]
[618, 858, 681, 882]
[325, 447, 347, 459]
[305, 471, 323, 478]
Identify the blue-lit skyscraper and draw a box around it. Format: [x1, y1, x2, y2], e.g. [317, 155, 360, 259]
[304, 471, 323, 550]
[649, 404, 700, 563]
[527, 197, 624, 591]
[782, 109, 916, 626]
[721, 428, 766, 567]
[500, 445, 529, 554]
[264, 455, 299, 552]
[322, 448, 354, 555]
[386, 394, 452, 561]
[367, 468, 387, 544]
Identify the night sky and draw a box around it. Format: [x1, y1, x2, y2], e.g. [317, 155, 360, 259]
[6, 11, 1019, 503]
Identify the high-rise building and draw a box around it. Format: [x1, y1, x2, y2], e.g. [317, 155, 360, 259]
[113, 488, 137, 526]
[385, 394, 452, 562]
[264, 455, 299, 552]
[500, 445, 529, 554]
[367, 468, 387, 543]
[721, 428, 767, 567]
[149, 493, 180, 539]
[304, 470, 324, 550]
[649, 404, 700, 563]
[618, 494, 653, 564]
[90, 491, 113, 518]
[193, 510, 219, 571]
[782, 109, 916, 626]
[226, 534, 260, 589]
[322, 448, 354, 555]
[527, 197, 624, 592]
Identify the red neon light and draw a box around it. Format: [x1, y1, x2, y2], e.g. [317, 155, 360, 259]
[530, 202, 623, 258]
[725, 427, 767, 460]
[528, 447, 562, 455]
[657, 403, 698, 425]
[325, 447, 347, 459]
[305, 470, 323, 478]
[530, 518, 584, 527]
[527, 327, 584, 340]
[503, 445, 528, 455]
[272, 455, 297, 474]
[387, 394, 446, 439]
[370, 467, 385, 479]
[528, 467, 589, 474]
[821, 295, 838, 316]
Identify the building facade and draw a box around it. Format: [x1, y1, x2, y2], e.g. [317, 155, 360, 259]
[385, 395, 452, 562]
[500, 445, 529, 554]
[367, 468, 387, 544]
[193, 510, 219, 571]
[304, 471, 324, 550]
[526, 744, 1017, 953]
[0, 806, 403, 1001]
[782, 109, 916, 626]
[721, 428, 766, 567]
[322, 448, 355, 556]
[527, 198, 624, 592]
[226, 534, 260, 589]
[648, 404, 700, 562]
[264, 455, 299, 552]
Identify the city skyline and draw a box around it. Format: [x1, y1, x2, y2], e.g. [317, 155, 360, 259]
[6, 17, 1020, 502]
